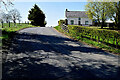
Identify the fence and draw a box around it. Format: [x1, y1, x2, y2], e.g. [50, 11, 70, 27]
[59, 21, 120, 49]
[68, 25, 120, 49]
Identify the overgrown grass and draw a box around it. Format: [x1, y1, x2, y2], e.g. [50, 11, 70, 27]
[54, 25, 120, 54]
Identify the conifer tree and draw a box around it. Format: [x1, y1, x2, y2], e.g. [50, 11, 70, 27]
[28, 4, 46, 27]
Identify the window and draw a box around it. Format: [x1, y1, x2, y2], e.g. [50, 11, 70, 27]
[78, 18, 81, 20]
[85, 21, 89, 25]
[71, 20, 74, 25]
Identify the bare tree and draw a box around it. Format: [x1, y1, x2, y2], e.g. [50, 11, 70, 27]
[9, 9, 22, 25]
[2, 13, 11, 23]
[5, 13, 11, 23]
[0, 12, 5, 22]
[0, 0, 14, 10]
[0, 12, 12, 23]
[18, 18, 21, 24]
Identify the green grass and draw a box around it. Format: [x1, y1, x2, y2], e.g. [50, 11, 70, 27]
[0, 23, 37, 39]
[0, 23, 37, 47]
[54, 25, 120, 54]
[1, 23, 36, 32]
[0, 34, 8, 39]
[78, 37, 120, 54]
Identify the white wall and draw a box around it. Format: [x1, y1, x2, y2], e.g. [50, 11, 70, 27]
[67, 18, 78, 25]
[67, 17, 92, 25]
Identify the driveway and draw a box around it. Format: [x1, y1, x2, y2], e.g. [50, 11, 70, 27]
[2, 27, 120, 80]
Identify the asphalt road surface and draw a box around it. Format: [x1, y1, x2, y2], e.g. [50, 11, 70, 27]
[2, 27, 120, 80]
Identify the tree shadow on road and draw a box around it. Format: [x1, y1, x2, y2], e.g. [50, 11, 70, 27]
[9, 33, 113, 55]
[3, 56, 119, 80]
[2, 32, 120, 80]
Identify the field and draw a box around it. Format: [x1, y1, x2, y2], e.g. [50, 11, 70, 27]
[0, 23, 36, 39]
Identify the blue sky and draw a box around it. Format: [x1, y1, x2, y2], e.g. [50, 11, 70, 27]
[13, 2, 88, 26]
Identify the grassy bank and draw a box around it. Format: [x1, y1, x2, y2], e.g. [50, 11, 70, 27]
[0, 23, 37, 47]
[0, 23, 36, 39]
[54, 25, 120, 54]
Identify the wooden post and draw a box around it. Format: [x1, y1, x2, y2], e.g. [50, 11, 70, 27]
[9, 21, 10, 27]
[2, 21, 3, 28]
[116, 39, 118, 48]
[113, 36, 115, 45]
[98, 36, 99, 43]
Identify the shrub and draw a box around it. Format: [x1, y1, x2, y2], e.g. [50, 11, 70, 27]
[58, 20, 65, 26]
[68, 25, 120, 48]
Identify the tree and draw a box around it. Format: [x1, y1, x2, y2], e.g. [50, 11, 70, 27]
[85, 2, 101, 26]
[3, 13, 11, 23]
[0, 0, 13, 10]
[107, 1, 120, 29]
[0, 12, 6, 23]
[18, 18, 21, 24]
[9, 9, 21, 25]
[100, 2, 111, 28]
[28, 4, 46, 27]
[85, 1, 111, 28]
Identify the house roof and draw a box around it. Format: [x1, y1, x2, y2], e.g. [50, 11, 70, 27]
[65, 10, 88, 18]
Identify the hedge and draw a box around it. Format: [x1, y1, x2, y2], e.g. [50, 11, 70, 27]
[58, 20, 65, 26]
[68, 25, 120, 48]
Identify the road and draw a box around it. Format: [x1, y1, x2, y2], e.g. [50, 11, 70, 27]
[2, 27, 120, 80]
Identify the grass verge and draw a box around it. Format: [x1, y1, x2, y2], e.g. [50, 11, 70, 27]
[0, 23, 37, 47]
[54, 25, 120, 54]
[0, 23, 37, 39]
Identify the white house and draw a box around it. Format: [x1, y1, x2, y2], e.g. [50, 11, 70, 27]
[65, 9, 92, 26]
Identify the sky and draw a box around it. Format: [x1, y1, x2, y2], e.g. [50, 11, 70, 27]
[12, 2, 88, 26]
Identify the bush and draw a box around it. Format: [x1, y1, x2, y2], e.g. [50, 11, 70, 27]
[68, 25, 120, 48]
[58, 20, 65, 26]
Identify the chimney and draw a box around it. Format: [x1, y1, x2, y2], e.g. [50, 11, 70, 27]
[66, 9, 68, 12]
[65, 9, 69, 18]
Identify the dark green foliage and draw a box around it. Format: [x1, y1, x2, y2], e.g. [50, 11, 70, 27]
[28, 4, 46, 27]
[58, 20, 65, 26]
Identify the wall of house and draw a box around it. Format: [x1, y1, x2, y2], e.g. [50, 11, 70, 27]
[67, 18, 78, 25]
[67, 17, 92, 25]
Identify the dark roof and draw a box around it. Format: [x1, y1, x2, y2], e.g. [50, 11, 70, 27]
[65, 10, 88, 18]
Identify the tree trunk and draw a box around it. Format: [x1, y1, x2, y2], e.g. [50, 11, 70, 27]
[101, 19, 105, 29]
[13, 20, 16, 26]
[9, 22, 10, 27]
[97, 16, 100, 27]
[2, 21, 3, 28]
[101, 7, 105, 29]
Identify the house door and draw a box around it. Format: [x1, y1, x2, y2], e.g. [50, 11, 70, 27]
[78, 21, 81, 25]
[71, 20, 74, 25]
